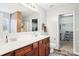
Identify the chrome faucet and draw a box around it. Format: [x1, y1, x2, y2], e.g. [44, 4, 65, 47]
[5, 35, 8, 43]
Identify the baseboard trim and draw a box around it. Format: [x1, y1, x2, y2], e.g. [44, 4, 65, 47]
[74, 52, 79, 55]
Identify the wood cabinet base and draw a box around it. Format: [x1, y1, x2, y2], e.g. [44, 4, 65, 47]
[2, 37, 50, 56]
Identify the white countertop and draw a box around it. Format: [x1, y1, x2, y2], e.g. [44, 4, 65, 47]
[0, 35, 50, 55]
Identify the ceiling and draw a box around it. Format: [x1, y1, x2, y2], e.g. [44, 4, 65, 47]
[0, 3, 79, 16]
[0, 3, 38, 16]
[38, 3, 79, 11]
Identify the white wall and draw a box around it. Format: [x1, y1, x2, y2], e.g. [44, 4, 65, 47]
[46, 3, 79, 54]
[24, 5, 46, 32]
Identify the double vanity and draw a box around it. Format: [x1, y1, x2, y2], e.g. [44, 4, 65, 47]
[0, 7, 50, 56]
[0, 10, 50, 56]
[0, 32, 50, 56]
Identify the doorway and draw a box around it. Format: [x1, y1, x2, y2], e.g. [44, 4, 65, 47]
[59, 13, 73, 54]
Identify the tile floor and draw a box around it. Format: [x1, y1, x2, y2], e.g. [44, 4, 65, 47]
[49, 40, 78, 56]
[49, 49, 78, 56]
[60, 40, 73, 53]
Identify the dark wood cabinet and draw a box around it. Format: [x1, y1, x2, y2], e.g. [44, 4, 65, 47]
[25, 42, 39, 56]
[48, 37, 50, 55]
[43, 37, 50, 56]
[38, 40, 45, 56]
[33, 42, 39, 56]
[2, 51, 14, 56]
[25, 48, 36, 56]
[15, 45, 32, 56]
[2, 37, 50, 56]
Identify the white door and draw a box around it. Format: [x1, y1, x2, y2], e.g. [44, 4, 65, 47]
[74, 10, 79, 54]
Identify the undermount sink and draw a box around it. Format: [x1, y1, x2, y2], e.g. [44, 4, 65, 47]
[8, 38, 17, 42]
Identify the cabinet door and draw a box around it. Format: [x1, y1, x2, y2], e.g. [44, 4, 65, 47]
[46, 37, 50, 55]
[15, 45, 32, 56]
[39, 40, 45, 56]
[48, 37, 50, 54]
[33, 42, 38, 56]
[45, 42, 49, 56]
[43, 37, 50, 56]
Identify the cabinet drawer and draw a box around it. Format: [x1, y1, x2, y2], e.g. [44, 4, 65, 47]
[15, 45, 32, 56]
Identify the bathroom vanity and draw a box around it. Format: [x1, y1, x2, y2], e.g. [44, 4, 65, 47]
[0, 34, 50, 56]
[0, 4, 50, 56]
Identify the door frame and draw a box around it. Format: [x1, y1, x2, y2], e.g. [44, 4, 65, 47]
[57, 11, 76, 53]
